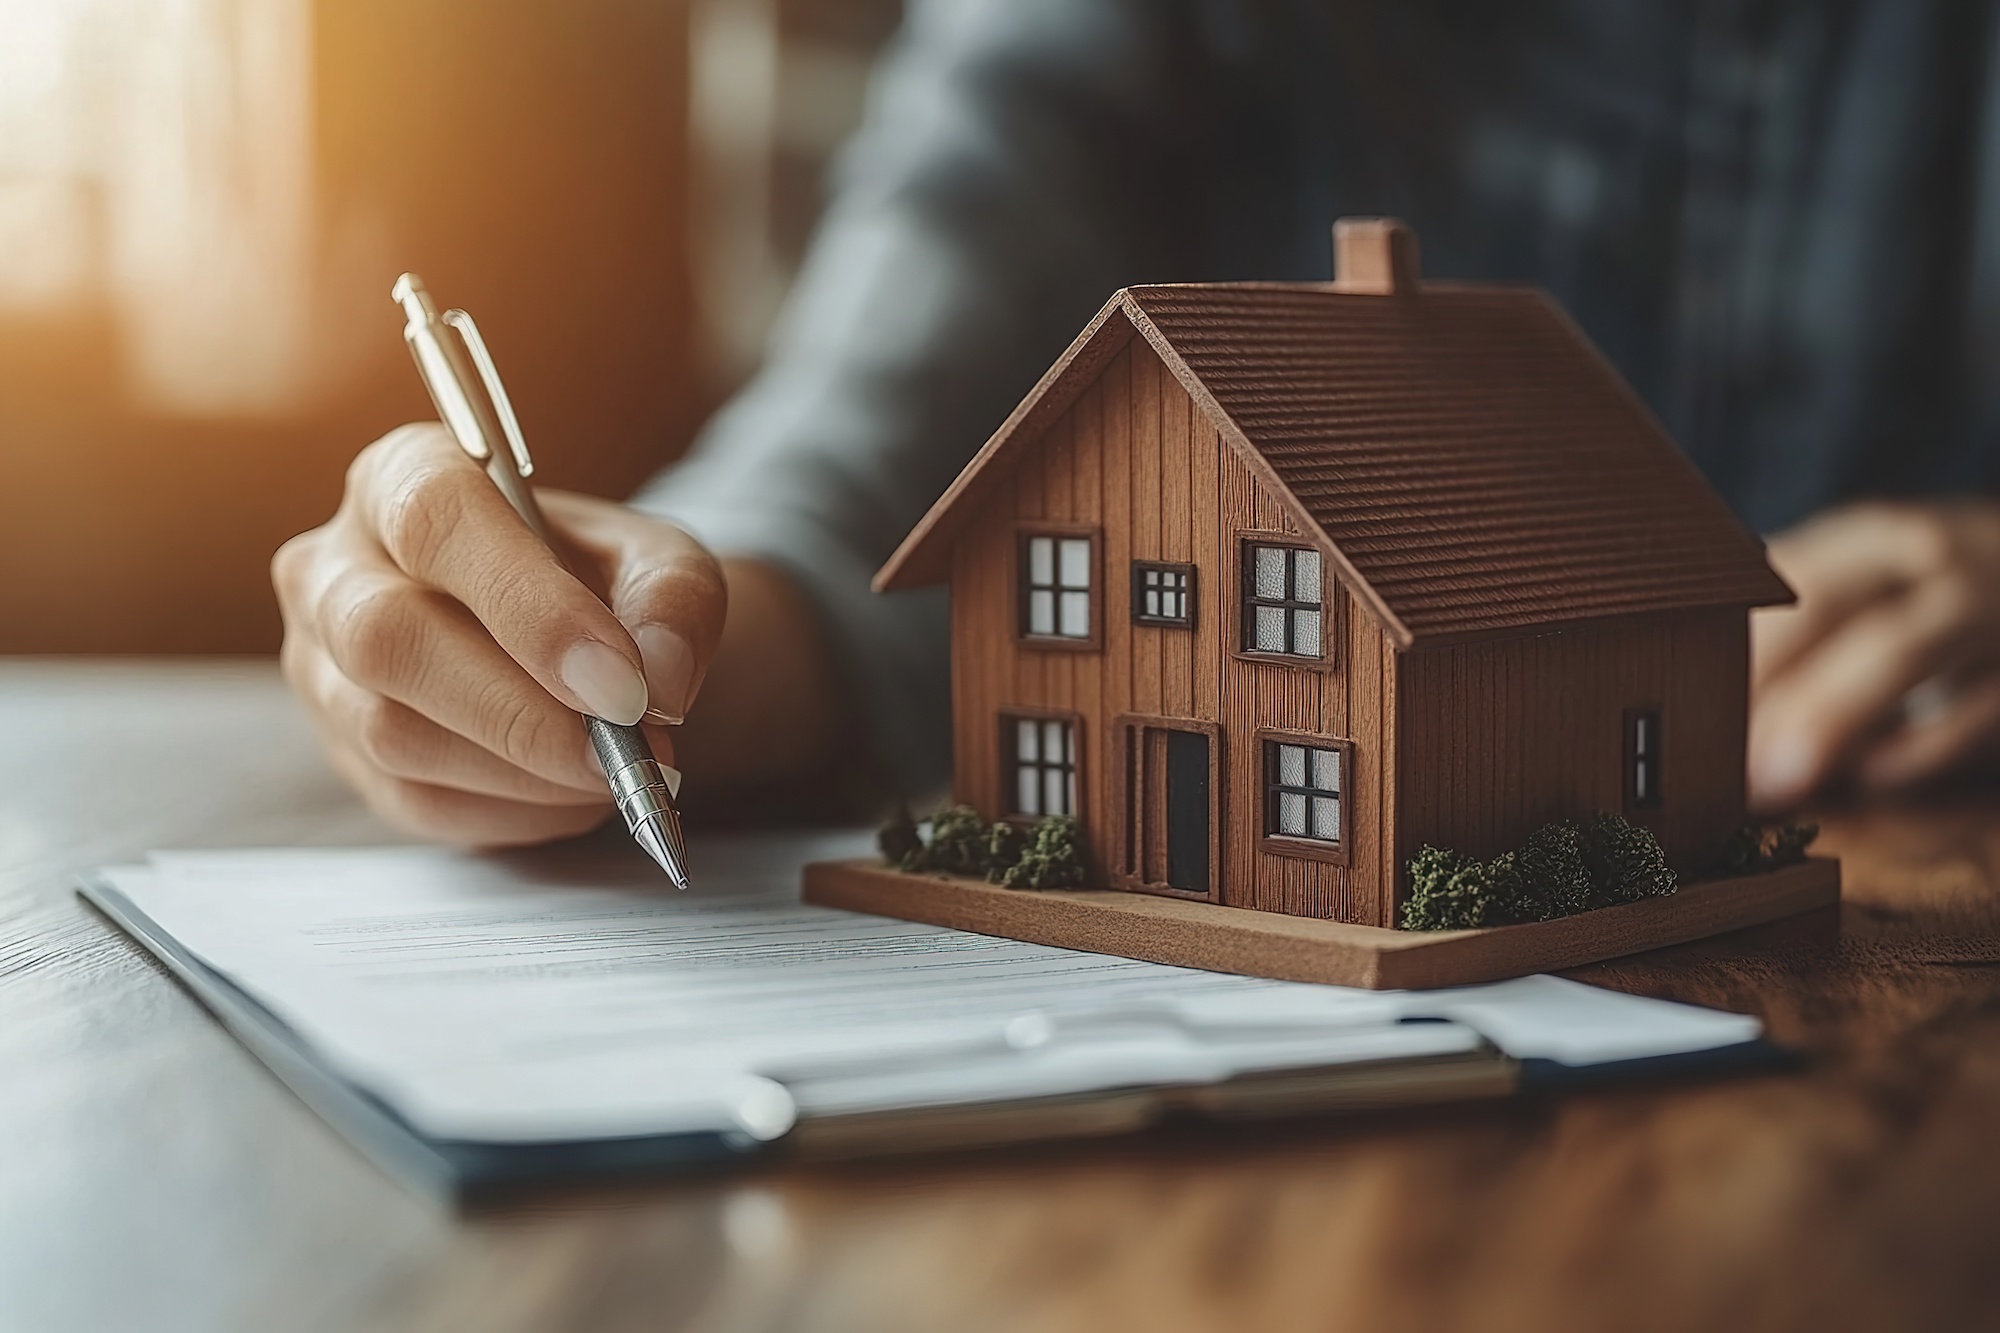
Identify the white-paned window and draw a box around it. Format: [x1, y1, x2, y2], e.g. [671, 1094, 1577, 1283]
[1628, 709, 1662, 809]
[1265, 740, 1341, 843]
[1244, 544, 1323, 657]
[1132, 561, 1195, 627]
[1009, 716, 1078, 817]
[1022, 534, 1093, 639]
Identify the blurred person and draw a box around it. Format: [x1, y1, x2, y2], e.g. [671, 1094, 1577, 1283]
[274, 0, 2000, 845]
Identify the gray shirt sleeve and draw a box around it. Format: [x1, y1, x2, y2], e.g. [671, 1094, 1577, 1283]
[634, 0, 1190, 796]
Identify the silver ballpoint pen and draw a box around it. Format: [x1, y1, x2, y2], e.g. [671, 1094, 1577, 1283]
[391, 273, 691, 889]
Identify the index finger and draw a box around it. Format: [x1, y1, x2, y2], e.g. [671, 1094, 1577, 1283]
[351, 423, 651, 726]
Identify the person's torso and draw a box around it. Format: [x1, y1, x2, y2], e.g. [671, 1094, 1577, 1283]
[1174, 0, 2000, 529]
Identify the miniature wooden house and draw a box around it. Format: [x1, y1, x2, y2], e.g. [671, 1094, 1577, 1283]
[874, 219, 1793, 929]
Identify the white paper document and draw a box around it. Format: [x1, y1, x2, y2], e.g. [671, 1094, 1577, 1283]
[92, 833, 1761, 1146]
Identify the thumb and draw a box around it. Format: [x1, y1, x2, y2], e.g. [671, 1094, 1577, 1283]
[542, 492, 728, 726]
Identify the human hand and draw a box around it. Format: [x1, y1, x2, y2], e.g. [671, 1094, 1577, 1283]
[1750, 500, 2000, 810]
[273, 423, 726, 844]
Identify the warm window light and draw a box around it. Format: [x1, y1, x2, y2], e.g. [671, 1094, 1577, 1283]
[0, 0, 92, 310]
[0, 0, 317, 413]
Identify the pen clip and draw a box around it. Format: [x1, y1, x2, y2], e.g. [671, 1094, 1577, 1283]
[442, 309, 535, 479]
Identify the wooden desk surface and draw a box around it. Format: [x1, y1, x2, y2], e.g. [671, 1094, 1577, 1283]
[7, 660, 2000, 1333]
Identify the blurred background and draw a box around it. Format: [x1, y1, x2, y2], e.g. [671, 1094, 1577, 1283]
[0, 0, 899, 653]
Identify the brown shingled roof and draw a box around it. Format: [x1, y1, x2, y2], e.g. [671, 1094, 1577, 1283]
[875, 280, 1792, 648]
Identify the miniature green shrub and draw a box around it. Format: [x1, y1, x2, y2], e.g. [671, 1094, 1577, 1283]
[1512, 820, 1595, 920]
[1714, 822, 1819, 877]
[1400, 813, 1676, 931]
[877, 805, 924, 871]
[984, 820, 1027, 879]
[922, 805, 994, 877]
[1401, 846, 1503, 930]
[877, 806, 1090, 887]
[1580, 812, 1676, 905]
[998, 815, 1088, 889]
[1778, 824, 1816, 863]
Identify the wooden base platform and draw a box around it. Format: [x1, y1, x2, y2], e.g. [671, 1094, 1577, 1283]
[801, 857, 1843, 990]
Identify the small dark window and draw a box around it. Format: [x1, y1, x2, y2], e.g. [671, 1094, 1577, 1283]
[1008, 715, 1077, 816]
[1132, 561, 1195, 627]
[1021, 534, 1092, 639]
[1243, 544, 1322, 657]
[1264, 740, 1342, 843]
[1627, 709, 1662, 810]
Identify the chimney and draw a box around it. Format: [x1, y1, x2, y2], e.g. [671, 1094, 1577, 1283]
[1332, 217, 1420, 296]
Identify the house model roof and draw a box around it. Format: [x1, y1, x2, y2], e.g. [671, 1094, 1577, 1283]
[876, 232, 1792, 648]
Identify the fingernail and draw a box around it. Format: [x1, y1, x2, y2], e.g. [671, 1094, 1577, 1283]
[1750, 733, 1815, 807]
[560, 639, 649, 726]
[634, 623, 697, 725]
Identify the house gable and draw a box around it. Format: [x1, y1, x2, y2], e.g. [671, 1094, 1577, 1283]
[872, 292, 1410, 637]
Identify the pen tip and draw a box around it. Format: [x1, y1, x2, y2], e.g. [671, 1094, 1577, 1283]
[634, 813, 690, 890]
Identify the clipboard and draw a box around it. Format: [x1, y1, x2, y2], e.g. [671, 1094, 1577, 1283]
[75, 844, 1788, 1205]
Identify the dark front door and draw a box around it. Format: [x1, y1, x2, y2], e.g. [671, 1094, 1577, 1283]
[1165, 730, 1210, 893]
[1115, 717, 1218, 899]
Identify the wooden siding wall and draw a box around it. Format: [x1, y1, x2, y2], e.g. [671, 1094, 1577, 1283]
[949, 340, 1399, 926]
[1394, 609, 1751, 897]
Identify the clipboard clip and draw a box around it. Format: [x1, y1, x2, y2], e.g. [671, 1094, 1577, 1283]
[758, 1003, 1416, 1087]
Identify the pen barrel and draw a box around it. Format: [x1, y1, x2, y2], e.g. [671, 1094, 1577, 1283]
[485, 451, 551, 544]
[587, 716, 676, 831]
